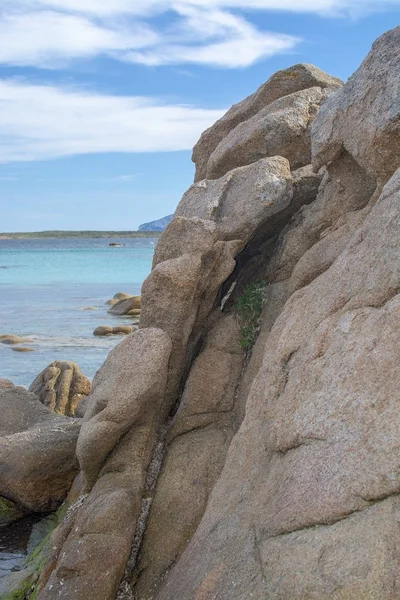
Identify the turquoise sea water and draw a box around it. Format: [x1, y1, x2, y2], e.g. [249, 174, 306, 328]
[0, 238, 156, 387]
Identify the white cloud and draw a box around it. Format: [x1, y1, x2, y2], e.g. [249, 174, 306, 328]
[0, 79, 225, 163]
[1, 0, 397, 69]
[0, 10, 158, 68]
[11, 0, 400, 16]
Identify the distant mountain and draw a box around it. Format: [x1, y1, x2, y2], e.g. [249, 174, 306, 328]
[139, 215, 174, 232]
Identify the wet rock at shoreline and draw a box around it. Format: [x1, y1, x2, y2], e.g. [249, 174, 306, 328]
[29, 361, 91, 417]
[93, 325, 135, 336]
[108, 295, 141, 315]
[106, 292, 133, 306]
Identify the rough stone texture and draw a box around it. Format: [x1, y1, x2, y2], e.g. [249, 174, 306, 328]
[29, 361, 91, 417]
[132, 314, 244, 599]
[33, 31, 400, 600]
[312, 26, 399, 185]
[206, 86, 328, 180]
[0, 379, 14, 389]
[0, 387, 80, 514]
[36, 329, 172, 600]
[193, 63, 342, 181]
[153, 167, 400, 600]
[265, 150, 376, 285]
[78, 329, 172, 491]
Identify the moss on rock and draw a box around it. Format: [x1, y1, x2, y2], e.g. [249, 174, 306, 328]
[0, 497, 24, 528]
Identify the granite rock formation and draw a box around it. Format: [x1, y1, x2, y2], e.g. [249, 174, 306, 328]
[31, 26, 400, 600]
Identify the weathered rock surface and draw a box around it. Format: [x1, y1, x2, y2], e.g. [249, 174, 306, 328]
[155, 168, 400, 600]
[0, 379, 14, 389]
[312, 26, 399, 185]
[0, 387, 80, 515]
[193, 63, 342, 181]
[206, 86, 329, 180]
[132, 314, 244, 599]
[36, 329, 172, 600]
[29, 361, 91, 417]
[32, 26, 400, 600]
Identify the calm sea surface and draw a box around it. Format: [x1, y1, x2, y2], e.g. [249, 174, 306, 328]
[0, 238, 156, 387]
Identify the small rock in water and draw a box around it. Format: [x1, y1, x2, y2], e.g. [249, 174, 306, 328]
[112, 326, 134, 335]
[93, 325, 134, 336]
[106, 292, 133, 306]
[77, 306, 97, 311]
[108, 296, 141, 315]
[0, 335, 32, 345]
[11, 347, 36, 353]
[93, 326, 113, 336]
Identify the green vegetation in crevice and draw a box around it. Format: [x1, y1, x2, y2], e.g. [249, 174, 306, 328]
[235, 281, 267, 351]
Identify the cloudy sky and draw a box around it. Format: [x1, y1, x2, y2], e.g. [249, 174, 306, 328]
[0, 1, 398, 231]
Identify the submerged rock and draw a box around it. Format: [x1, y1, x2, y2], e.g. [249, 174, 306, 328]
[0, 335, 32, 345]
[93, 325, 134, 336]
[11, 346, 36, 353]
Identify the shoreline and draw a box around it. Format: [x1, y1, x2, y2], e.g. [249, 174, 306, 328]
[0, 231, 161, 239]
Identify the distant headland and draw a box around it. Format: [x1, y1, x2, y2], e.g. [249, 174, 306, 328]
[0, 230, 162, 239]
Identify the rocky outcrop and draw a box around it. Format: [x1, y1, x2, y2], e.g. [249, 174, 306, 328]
[29, 361, 91, 417]
[33, 26, 399, 600]
[0, 387, 80, 518]
[312, 27, 399, 187]
[192, 63, 342, 181]
[150, 27, 399, 600]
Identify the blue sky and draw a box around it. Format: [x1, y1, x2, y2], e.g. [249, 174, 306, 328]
[0, 1, 398, 232]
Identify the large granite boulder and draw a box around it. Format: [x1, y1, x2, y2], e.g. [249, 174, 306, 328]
[0, 387, 80, 516]
[29, 361, 91, 417]
[312, 26, 399, 185]
[193, 63, 342, 181]
[205, 86, 329, 180]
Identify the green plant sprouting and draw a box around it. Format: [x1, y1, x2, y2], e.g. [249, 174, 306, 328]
[235, 281, 267, 350]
